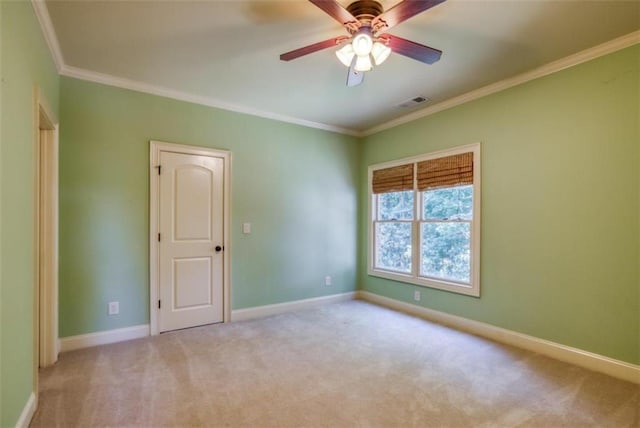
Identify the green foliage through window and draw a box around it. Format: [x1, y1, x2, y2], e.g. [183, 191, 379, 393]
[374, 185, 473, 284]
[375, 222, 412, 273]
[421, 222, 470, 283]
[424, 185, 472, 220]
[378, 191, 414, 220]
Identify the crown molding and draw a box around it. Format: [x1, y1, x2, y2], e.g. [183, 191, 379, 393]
[363, 30, 640, 136]
[31, 0, 64, 72]
[30, 1, 360, 136]
[60, 65, 361, 137]
[30, 0, 638, 139]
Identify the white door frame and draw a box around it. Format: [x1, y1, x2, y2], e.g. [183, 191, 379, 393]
[33, 86, 59, 384]
[149, 141, 231, 336]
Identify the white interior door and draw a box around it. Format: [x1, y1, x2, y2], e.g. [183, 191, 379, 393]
[159, 151, 224, 332]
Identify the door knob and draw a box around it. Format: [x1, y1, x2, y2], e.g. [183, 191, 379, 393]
[215, 245, 223, 252]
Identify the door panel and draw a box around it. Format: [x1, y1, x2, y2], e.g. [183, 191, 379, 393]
[173, 257, 212, 309]
[174, 166, 212, 241]
[159, 151, 224, 332]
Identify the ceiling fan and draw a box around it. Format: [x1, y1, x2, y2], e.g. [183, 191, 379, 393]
[280, 0, 446, 87]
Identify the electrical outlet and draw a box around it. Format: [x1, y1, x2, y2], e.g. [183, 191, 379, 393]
[108, 301, 119, 315]
[325, 276, 332, 286]
[414, 290, 421, 301]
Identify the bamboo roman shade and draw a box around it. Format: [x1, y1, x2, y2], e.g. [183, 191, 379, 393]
[372, 164, 414, 194]
[417, 152, 473, 191]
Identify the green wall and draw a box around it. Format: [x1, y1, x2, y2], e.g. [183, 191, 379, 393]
[359, 45, 640, 365]
[58, 77, 360, 337]
[0, 1, 60, 426]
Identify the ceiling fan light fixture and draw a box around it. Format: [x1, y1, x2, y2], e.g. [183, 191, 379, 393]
[354, 54, 373, 72]
[336, 43, 355, 67]
[352, 28, 373, 56]
[280, 0, 445, 87]
[371, 41, 391, 65]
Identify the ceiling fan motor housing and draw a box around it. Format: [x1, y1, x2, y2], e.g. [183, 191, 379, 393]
[347, 0, 384, 28]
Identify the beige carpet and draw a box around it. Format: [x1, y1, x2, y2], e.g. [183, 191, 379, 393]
[31, 300, 639, 427]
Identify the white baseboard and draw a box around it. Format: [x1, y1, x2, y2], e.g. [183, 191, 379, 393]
[60, 324, 150, 352]
[356, 291, 640, 384]
[15, 392, 37, 428]
[232, 292, 357, 322]
[59, 292, 356, 351]
[53, 291, 638, 384]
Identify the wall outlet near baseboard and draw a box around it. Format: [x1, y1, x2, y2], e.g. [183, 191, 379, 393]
[108, 301, 120, 315]
[325, 276, 332, 286]
[414, 290, 421, 301]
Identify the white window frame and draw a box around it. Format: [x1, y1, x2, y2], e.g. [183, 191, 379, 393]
[367, 143, 481, 297]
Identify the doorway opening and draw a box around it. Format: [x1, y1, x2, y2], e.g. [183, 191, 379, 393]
[33, 86, 59, 398]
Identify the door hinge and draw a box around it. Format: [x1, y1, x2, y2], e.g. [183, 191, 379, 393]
[156, 165, 162, 175]
[158, 300, 161, 309]
[158, 233, 161, 242]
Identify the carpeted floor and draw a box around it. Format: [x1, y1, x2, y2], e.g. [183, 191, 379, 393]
[31, 300, 639, 427]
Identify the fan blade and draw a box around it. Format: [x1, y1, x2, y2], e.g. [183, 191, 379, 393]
[346, 57, 364, 87]
[309, 0, 358, 27]
[280, 37, 346, 61]
[384, 34, 442, 64]
[373, 0, 446, 32]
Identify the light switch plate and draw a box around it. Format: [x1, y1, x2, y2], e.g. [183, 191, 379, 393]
[108, 301, 119, 315]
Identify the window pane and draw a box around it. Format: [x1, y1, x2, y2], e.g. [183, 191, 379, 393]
[421, 222, 470, 283]
[423, 185, 472, 220]
[375, 222, 412, 273]
[378, 191, 414, 221]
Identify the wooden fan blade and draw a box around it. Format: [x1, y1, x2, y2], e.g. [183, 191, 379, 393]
[346, 56, 364, 87]
[309, 0, 358, 27]
[373, 0, 446, 32]
[280, 37, 346, 61]
[384, 34, 442, 64]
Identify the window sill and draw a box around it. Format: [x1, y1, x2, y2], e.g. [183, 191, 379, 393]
[367, 268, 480, 297]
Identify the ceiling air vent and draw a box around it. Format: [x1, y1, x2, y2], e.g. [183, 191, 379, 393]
[397, 96, 431, 108]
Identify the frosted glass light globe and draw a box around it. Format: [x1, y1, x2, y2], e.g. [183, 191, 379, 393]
[352, 31, 373, 56]
[354, 54, 373, 72]
[371, 42, 391, 65]
[336, 44, 355, 67]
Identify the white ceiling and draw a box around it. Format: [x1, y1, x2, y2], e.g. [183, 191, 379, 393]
[44, 0, 640, 134]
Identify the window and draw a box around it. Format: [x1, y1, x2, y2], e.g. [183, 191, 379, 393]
[368, 144, 481, 296]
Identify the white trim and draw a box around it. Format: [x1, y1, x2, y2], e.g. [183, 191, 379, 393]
[357, 291, 640, 384]
[38, 125, 59, 367]
[60, 65, 360, 137]
[362, 30, 640, 136]
[15, 392, 37, 428]
[232, 292, 356, 322]
[48, 292, 640, 384]
[59, 324, 149, 352]
[367, 143, 481, 297]
[58, 293, 355, 350]
[149, 143, 159, 335]
[34, 86, 60, 368]
[149, 141, 232, 335]
[30, 0, 64, 72]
